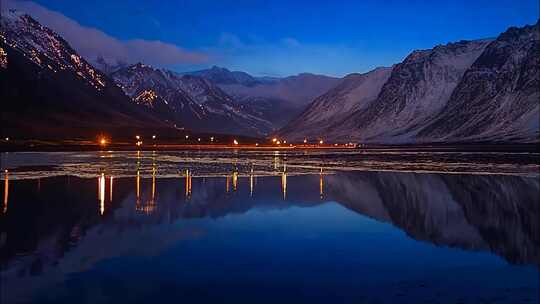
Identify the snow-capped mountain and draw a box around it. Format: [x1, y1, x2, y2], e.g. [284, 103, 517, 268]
[183, 65, 264, 86]
[418, 21, 540, 143]
[1, 10, 108, 90]
[218, 71, 341, 109]
[278, 67, 393, 141]
[279, 21, 539, 144]
[186, 66, 341, 128]
[92, 55, 129, 75]
[0, 10, 168, 138]
[111, 64, 274, 136]
[347, 39, 493, 142]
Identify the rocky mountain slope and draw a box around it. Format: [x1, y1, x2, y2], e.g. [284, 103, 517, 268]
[279, 67, 393, 141]
[418, 22, 540, 143]
[279, 21, 539, 144]
[186, 66, 341, 128]
[184, 65, 264, 87]
[347, 39, 493, 142]
[111, 64, 274, 136]
[0, 10, 170, 139]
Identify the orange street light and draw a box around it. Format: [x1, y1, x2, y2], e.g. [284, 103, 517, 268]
[319, 140, 324, 145]
[272, 138, 277, 143]
[233, 139, 239, 145]
[152, 135, 156, 140]
[303, 138, 307, 144]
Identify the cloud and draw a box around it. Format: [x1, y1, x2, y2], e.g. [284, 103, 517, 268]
[3, 0, 208, 66]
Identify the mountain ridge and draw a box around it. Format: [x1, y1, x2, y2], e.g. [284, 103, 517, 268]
[0, 11, 173, 139]
[111, 63, 274, 136]
[278, 21, 539, 144]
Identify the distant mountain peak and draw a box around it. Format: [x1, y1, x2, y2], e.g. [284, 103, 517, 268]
[111, 64, 274, 136]
[183, 66, 261, 86]
[210, 65, 229, 71]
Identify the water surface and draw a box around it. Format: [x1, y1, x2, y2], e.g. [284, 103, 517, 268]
[0, 151, 538, 303]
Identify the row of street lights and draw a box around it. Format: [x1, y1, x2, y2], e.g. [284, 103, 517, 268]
[272, 137, 324, 145]
[97, 134, 355, 148]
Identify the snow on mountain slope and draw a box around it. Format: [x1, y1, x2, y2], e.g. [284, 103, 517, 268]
[219, 72, 341, 109]
[278, 38, 497, 143]
[0, 10, 169, 138]
[278, 67, 392, 141]
[112, 64, 274, 136]
[419, 21, 540, 143]
[187, 66, 341, 113]
[344, 39, 493, 143]
[1, 10, 107, 90]
[183, 65, 263, 86]
[92, 56, 129, 75]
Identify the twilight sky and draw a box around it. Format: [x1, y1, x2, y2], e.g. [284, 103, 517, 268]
[5, 0, 539, 77]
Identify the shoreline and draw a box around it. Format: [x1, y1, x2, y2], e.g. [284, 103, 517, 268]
[0, 142, 539, 153]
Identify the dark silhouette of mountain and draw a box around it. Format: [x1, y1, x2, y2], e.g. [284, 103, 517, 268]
[0, 11, 173, 139]
[326, 172, 539, 265]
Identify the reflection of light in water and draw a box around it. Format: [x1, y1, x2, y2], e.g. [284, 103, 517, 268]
[232, 171, 238, 192]
[281, 172, 287, 200]
[189, 175, 192, 196]
[134, 166, 159, 215]
[136, 170, 140, 199]
[152, 167, 156, 200]
[98, 173, 105, 215]
[109, 176, 113, 202]
[319, 168, 324, 199]
[184, 169, 192, 198]
[37, 178, 41, 192]
[250, 168, 254, 197]
[273, 151, 279, 170]
[3, 170, 8, 213]
[226, 175, 230, 193]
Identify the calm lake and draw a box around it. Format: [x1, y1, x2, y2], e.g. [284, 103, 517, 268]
[0, 150, 539, 303]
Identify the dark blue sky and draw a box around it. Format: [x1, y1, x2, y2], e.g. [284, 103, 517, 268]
[28, 0, 540, 76]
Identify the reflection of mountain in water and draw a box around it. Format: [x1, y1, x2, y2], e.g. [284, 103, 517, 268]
[325, 172, 539, 265]
[0, 171, 538, 302]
